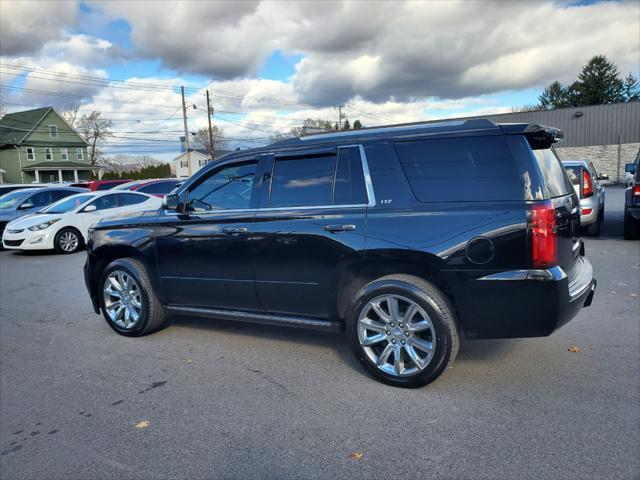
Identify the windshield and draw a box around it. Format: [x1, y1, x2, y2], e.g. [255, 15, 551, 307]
[41, 194, 95, 214]
[0, 190, 31, 209]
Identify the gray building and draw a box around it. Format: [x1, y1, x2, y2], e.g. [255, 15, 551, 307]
[423, 102, 640, 183]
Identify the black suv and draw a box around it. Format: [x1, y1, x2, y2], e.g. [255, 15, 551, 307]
[84, 119, 596, 387]
[624, 161, 640, 240]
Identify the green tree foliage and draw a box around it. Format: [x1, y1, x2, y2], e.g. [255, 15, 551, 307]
[100, 163, 172, 180]
[353, 119, 363, 129]
[538, 55, 637, 109]
[342, 119, 351, 130]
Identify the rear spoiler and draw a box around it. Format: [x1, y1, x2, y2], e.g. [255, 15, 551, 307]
[500, 123, 564, 149]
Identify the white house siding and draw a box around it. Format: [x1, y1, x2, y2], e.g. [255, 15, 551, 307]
[172, 151, 209, 179]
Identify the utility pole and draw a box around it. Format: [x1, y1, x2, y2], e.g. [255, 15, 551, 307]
[180, 85, 192, 176]
[337, 104, 344, 130]
[206, 89, 215, 163]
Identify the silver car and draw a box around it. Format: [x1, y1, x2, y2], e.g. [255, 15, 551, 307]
[562, 160, 607, 236]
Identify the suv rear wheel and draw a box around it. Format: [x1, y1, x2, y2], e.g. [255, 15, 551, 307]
[99, 258, 170, 336]
[347, 274, 459, 388]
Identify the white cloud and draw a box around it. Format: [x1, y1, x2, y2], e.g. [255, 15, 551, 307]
[0, 0, 79, 56]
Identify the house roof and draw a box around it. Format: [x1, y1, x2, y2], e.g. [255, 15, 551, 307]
[22, 161, 95, 171]
[0, 107, 88, 146]
[0, 108, 52, 145]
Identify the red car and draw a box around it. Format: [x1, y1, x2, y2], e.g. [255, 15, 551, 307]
[84, 179, 133, 191]
[112, 178, 181, 197]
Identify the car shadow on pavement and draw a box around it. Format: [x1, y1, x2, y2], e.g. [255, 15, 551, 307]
[456, 338, 521, 362]
[169, 314, 365, 372]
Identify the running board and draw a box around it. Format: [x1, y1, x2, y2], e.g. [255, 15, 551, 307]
[166, 305, 342, 331]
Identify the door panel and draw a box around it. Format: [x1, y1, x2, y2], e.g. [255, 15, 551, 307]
[155, 210, 260, 309]
[155, 159, 263, 310]
[252, 207, 366, 318]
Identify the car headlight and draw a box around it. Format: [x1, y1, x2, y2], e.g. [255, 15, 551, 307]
[28, 219, 60, 231]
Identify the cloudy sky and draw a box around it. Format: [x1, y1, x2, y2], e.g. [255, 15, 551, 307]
[1, 0, 638, 160]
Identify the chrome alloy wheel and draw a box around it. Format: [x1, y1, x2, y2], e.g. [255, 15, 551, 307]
[357, 294, 436, 377]
[103, 270, 143, 329]
[59, 231, 79, 252]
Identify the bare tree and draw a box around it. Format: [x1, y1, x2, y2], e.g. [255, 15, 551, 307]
[62, 104, 80, 127]
[77, 111, 113, 166]
[191, 126, 226, 158]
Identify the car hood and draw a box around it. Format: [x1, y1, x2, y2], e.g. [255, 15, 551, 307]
[6, 213, 62, 230]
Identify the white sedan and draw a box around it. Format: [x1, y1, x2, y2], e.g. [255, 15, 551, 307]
[2, 191, 161, 254]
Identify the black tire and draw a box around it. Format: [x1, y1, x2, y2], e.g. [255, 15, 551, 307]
[623, 213, 640, 240]
[99, 257, 170, 336]
[585, 219, 601, 237]
[53, 227, 83, 254]
[347, 274, 459, 388]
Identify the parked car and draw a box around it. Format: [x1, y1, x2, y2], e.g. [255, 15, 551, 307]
[0, 187, 86, 240]
[626, 149, 639, 187]
[112, 178, 181, 197]
[0, 184, 48, 196]
[84, 119, 596, 388]
[87, 179, 133, 191]
[562, 160, 607, 236]
[2, 191, 161, 254]
[624, 162, 640, 240]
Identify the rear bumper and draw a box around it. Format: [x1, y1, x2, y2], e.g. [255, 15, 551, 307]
[626, 206, 640, 221]
[579, 195, 600, 225]
[448, 256, 596, 339]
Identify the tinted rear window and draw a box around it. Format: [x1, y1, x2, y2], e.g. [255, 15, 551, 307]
[532, 149, 574, 198]
[395, 136, 522, 202]
[270, 154, 336, 207]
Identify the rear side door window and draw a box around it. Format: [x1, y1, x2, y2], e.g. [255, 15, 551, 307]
[268, 147, 369, 208]
[185, 161, 258, 212]
[116, 193, 148, 206]
[269, 152, 336, 207]
[51, 190, 76, 202]
[87, 194, 118, 211]
[138, 181, 176, 195]
[26, 191, 53, 207]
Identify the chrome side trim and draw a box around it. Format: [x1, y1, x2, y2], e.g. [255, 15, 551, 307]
[478, 266, 568, 282]
[568, 256, 594, 300]
[167, 306, 342, 331]
[356, 144, 377, 207]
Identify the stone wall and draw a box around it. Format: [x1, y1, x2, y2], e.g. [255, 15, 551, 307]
[555, 143, 639, 184]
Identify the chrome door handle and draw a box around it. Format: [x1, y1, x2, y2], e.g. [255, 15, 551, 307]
[323, 224, 356, 233]
[223, 227, 248, 235]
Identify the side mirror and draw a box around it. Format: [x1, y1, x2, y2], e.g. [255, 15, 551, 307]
[18, 201, 34, 210]
[83, 204, 97, 212]
[599, 173, 609, 180]
[163, 193, 180, 210]
[625, 163, 636, 174]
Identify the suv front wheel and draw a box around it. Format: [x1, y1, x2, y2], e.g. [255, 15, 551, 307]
[347, 274, 459, 388]
[99, 258, 170, 336]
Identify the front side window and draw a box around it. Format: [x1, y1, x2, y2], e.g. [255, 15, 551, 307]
[269, 153, 336, 207]
[26, 147, 35, 161]
[186, 161, 257, 212]
[49, 125, 58, 138]
[26, 191, 53, 207]
[60, 148, 68, 161]
[76, 148, 84, 161]
[45, 147, 53, 161]
[43, 194, 95, 213]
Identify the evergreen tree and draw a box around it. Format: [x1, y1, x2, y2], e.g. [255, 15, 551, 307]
[622, 73, 640, 102]
[538, 81, 571, 109]
[353, 119, 363, 129]
[572, 55, 624, 105]
[342, 119, 351, 130]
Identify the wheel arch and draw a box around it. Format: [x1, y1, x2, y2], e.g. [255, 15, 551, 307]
[336, 250, 455, 322]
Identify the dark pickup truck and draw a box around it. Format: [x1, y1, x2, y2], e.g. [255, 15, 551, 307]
[84, 119, 596, 387]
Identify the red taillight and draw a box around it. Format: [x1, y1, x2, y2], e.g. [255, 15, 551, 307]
[582, 169, 593, 197]
[530, 201, 557, 268]
[581, 208, 592, 215]
[633, 185, 640, 197]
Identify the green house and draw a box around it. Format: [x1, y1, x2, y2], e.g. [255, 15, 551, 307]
[0, 107, 93, 184]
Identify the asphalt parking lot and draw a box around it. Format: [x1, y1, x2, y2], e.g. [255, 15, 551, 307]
[0, 187, 638, 480]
